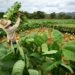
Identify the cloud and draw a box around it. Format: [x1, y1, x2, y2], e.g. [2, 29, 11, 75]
[0, 0, 75, 13]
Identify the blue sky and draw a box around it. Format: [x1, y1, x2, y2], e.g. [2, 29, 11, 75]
[0, 0, 75, 13]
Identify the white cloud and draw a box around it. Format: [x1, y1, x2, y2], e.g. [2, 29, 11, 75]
[0, 0, 75, 13]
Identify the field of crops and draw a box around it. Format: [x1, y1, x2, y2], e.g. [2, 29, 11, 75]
[29, 19, 75, 24]
[0, 2, 75, 75]
[1, 19, 75, 36]
[17, 19, 75, 33]
[0, 28, 75, 75]
[27, 19, 75, 33]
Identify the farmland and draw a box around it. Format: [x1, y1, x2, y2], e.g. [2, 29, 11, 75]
[0, 19, 75, 75]
[28, 19, 75, 32]
[17, 19, 75, 33]
[0, 1, 75, 75]
[1, 19, 75, 41]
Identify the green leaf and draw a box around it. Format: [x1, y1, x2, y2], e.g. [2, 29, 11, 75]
[25, 55, 29, 68]
[12, 60, 25, 75]
[51, 42, 60, 50]
[63, 49, 75, 61]
[42, 61, 61, 71]
[61, 63, 73, 74]
[64, 40, 75, 52]
[64, 40, 75, 46]
[0, 70, 10, 75]
[26, 38, 34, 43]
[30, 53, 40, 58]
[41, 32, 48, 43]
[64, 45, 75, 52]
[0, 43, 8, 59]
[28, 69, 39, 75]
[0, 51, 16, 71]
[3, 2, 21, 19]
[34, 32, 47, 46]
[17, 42, 25, 60]
[30, 53, 42, 65]
[34, 34, 43, 46]
[43, 50, 58, 55]
[51, 30, 63, 43]
[42, 43, 48, 52]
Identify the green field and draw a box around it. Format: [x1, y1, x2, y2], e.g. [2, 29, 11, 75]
[1, 1, 75, 75]
[28, 19, 75, 27]
[29, 19, 75, 24]
[1, 19, 75, 36]
[22, 19, 75, 33]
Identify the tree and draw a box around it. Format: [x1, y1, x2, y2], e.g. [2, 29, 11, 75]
[50, 12, 56, 19]
[57, 12, 66, 19]
[0, 12, 4, 18]
[32, 11, 45, 19]
[64, 15, 72, 19]
[57, 12, 73, 19]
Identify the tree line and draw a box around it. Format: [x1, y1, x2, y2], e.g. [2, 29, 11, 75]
[0, 11, 75, 19]
[24, 11, 75, 19]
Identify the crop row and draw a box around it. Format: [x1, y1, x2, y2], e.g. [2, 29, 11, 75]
[0, 19, 75, 36]
[18, 20, 75, 33]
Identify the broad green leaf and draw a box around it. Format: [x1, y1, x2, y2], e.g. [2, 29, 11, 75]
[42, 43, 48, 52]
[61, 63, 73, 74]
[12, 60, 25, 75]
[17, 42, 25, 60]
[25, 55, 29, 68]
[43, 50, 58, 55]
[41, 32, 48, 43]
[0, 51, 16, 71]
[42, 61, 61, 71]
[0, 43, 10, 59]
[34, 32, 47, 46]
[51, 42, 60, 50]
[64, 40, 75, 46]
[64, 45, 75, 52]
[30, 53, 42, 65]
[63, 49, 75, 61]
[28, 69, 39, 75]
[30, 53, 40, 58]
[51, 30, 63, 43]
[34, 34, 43, 46]
[64, 40, 75, 52]
[26, 38, 34, 43]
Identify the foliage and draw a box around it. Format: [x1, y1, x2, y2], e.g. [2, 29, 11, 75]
[50, 12, 57, 19]
[0, 29, 75, 75]
[28, 69, 39, 75]
[63, 40, 75, 61]
[11, 60, 25, 75]
[32, 11, 45, 19]
[3, 2, 21, 20]
[0, 2, 75, 74]
[51, 30, 63, 43]
[22, 11, 75, 19]
[0, 12, 4, 18]
[18, 19, 75, 33]
[1, 19, 75, 36]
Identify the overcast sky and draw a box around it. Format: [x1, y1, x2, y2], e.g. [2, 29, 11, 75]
[0, 0, 75, 13]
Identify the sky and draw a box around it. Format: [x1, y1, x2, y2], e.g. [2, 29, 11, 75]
[0, 0, 75, 13]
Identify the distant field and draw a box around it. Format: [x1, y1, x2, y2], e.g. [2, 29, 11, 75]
[29, 19, 75, 26]
[0, 19, 75, 36]
[27, 19, 75, 33]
